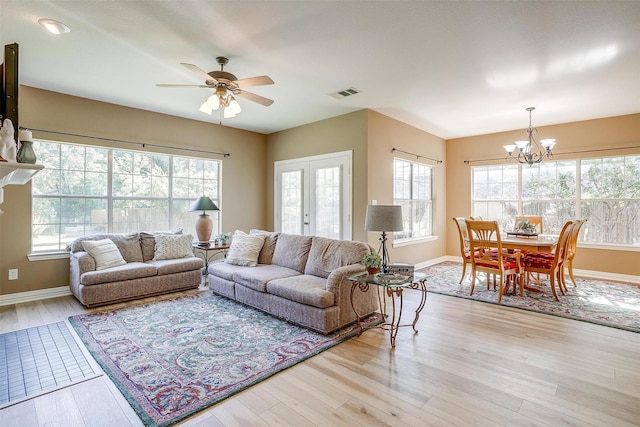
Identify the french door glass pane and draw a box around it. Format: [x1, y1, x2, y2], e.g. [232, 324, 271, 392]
[281, 170, 302, 235]
[315, 166, 341, 239]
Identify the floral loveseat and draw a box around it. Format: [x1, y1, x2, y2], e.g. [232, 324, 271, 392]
[207, 230, 379, 334]
[69, 231, 203, 307]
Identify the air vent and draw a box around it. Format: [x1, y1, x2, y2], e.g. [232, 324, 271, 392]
[330, 87, 362, 99]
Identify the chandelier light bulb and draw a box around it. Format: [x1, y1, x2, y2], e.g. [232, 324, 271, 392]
[205, 94, 220, 110]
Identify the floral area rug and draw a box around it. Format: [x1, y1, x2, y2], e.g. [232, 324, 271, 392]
[418, 262, 640, 333]
[69, 292, 380, 427]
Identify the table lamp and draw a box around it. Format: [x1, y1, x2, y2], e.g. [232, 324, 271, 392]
[364, 205, 403, 273]
[189, 196, 219, 244]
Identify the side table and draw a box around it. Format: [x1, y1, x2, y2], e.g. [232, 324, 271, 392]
[347, 272, 427, 348]
[192, 243, 230, 288]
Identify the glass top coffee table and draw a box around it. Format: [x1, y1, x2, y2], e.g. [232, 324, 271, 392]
[347, 272, 428, 348]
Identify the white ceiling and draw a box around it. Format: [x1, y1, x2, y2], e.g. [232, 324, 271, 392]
[1, 1, 639, 139]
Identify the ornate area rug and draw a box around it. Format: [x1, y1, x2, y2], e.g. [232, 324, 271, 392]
[69, 292, 379, 427]
[419, 262, 640, 333]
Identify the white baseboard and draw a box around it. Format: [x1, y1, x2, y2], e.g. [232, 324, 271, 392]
[1, 259, 637, 307]
[0, 286, 72, 307]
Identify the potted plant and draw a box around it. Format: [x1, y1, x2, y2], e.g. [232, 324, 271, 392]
[216, 232, 232, 246]
[361, 253, 382, 274]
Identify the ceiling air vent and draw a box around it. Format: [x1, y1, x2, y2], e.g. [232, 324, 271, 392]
[330, 87, 361, 99]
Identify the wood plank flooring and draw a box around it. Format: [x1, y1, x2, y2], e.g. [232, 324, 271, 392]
[1, 289, 639, 426]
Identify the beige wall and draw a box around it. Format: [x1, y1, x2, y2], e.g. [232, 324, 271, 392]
[366, 110, 447, 266]
[446, 113, 640, 276]
[0, 86, 267, 295]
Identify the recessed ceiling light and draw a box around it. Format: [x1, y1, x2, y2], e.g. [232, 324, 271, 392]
[38, 18, 71, 35]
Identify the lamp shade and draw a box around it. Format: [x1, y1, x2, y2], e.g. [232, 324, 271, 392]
[189, 196, 219, 213]
[364, 205, 403, 232]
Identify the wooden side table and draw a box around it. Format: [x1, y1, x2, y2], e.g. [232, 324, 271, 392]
[192, 243, 230, 288]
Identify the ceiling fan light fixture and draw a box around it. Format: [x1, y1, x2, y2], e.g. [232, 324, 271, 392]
[227, 96, 241, 115]
[223, 106, 236, 119]
[205, 94, 220, 110]
[199, 101, 213, 115]
[38, 18, 71, 35]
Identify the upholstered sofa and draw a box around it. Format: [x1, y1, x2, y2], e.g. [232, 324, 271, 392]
[207, 231, 379, 334]
[69, 232, 203, 307]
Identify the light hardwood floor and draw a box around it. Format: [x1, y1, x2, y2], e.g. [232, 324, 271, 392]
[1, 288, 639, 427]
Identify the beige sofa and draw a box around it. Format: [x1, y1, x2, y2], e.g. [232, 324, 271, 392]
[69, 232, 203, 307]
[207, 232, 379, 334]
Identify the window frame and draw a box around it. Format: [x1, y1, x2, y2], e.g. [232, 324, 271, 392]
[471, 154, 640, 250]
[393, 157, 434, 244]
[29, 139, 222, 256]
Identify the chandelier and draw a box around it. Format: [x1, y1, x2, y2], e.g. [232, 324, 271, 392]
[504, 107, 556, 166]
[199, 86, 242, 119]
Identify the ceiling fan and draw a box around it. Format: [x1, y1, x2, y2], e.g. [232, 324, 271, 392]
[156, 56, 274, 118]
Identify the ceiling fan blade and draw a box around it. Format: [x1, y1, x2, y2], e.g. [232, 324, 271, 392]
[155, 84, 210, 88]
[234, 89, 274, 106]
[233, 75, 274, 87]
[181, 62, 218, 84]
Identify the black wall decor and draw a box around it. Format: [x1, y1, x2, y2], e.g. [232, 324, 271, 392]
[1, 43, 19, 142]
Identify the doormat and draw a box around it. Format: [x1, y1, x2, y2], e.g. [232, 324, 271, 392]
[0, 321, 101, 409]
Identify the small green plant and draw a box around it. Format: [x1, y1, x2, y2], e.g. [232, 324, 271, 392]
[361, 253, 382, 268]
[217, 232, 232, 244]
[515, 220, 537, 234]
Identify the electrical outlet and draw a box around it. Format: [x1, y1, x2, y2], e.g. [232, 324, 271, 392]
[8, 269, 18, 280]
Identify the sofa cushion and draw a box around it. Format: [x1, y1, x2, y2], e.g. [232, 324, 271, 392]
[140, 229, 182, 262]
[233, 264, 300, 293]
[208, 260, 246, 281]
[148, 257, 203, 275]
[267, 275, 334, 309]
[225, 231, 266, 266]
[250, 229, 279, 265]
[81, 239, 127, 270]
[304, 237, 371, 279]
[71, 233, 143, 263]
[80, 262, 157, 286]
[271, 234, 313, 273]
[153, 234, 194, 260]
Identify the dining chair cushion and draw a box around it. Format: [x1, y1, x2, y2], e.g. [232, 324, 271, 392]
[522, 252, 555, 269]
[475, 259, 519, 270]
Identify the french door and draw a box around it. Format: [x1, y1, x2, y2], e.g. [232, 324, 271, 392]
[275, 151, 352, 239]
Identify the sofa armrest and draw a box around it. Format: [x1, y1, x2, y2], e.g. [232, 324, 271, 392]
[326, 263, 366, 301]
[70, 251, 96, 287]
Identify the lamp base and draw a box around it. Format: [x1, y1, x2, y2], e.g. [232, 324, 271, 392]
[195, 213, 213, 244]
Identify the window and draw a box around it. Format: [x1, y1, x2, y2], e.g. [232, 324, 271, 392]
[471, 155, 640, 247]
[393, 158, 433, 241]
[31, 140, 221, 252]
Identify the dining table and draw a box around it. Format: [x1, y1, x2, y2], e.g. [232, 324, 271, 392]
[499, 233, 559, 291]
[500, 233, 558, 253]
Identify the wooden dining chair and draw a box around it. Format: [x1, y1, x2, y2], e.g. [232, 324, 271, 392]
[452, 217, 472, 284]
[560, 218, 588, 292]
[521, 220, 575, 301]
[465, 219, 522, 303]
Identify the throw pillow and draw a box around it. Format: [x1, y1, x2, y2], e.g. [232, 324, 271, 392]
[82, 239, 127, 271]
[153, 234, 194, 261]
[140, 229, 183, 261]
[225, 230, 266, 266]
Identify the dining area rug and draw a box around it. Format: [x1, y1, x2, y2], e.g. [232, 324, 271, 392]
[418, 262, 640, 333]
[69, 292, 381, 427]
